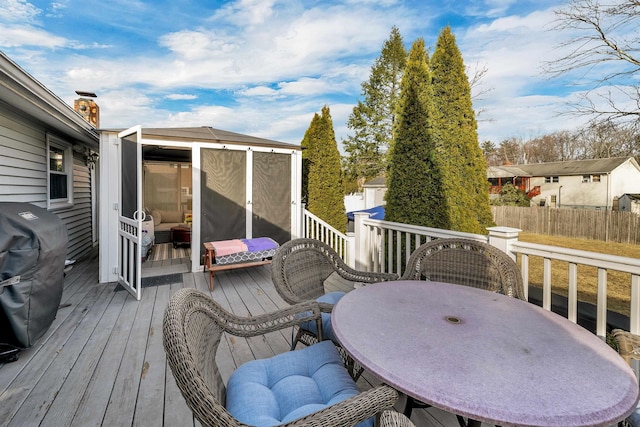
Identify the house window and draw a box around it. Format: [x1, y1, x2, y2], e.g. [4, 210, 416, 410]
[582, 175, 590, 183]
[545, 176, 559, 183]
[592, 174, 601, 182]
[47, 134, 73, 209]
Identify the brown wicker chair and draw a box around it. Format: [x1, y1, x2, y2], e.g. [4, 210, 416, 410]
[400, 238, 525, 300]
[379, 411, 416, 427]
[612, 329, 640, 427]
[163, 288, 400, 427]
[400, 238, 525, 422]
[271, 238, 399, 350]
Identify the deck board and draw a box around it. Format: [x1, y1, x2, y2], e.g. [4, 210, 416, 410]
[0, 248, 462, 427]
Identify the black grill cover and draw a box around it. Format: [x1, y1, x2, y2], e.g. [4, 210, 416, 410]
[0, 203, 68, 348]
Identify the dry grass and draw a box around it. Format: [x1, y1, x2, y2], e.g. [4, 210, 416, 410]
[518, 232, 640, 316]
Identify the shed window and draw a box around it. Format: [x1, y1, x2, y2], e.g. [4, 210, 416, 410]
[545, 176, 559, 183]
[47, 134, 73, 209]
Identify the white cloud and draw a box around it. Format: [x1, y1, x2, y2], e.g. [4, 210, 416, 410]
[165, 93, 198, 100]
[0, 0, 40, 23]
[0, 24, 68, 48]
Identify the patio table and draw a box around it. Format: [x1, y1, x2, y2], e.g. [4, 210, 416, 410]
[331, 280, 639, 427]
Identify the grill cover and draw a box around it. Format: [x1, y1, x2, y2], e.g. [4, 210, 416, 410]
[0, 203, 68, 348]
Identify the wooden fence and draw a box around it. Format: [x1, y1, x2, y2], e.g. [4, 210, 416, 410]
[491, 206, 640, 244]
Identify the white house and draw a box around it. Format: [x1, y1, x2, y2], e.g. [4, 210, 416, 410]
[0, 52, 100, 260]
[489, 157, 640, 209]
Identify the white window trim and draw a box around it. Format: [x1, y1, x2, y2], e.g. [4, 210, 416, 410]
[46, 133, 74, 210]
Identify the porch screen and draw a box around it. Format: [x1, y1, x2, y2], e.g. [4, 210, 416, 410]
[253, 151, 291, 244]
[200, 148, 246, 245]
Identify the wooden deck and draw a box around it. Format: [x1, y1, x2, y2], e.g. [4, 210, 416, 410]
[0, 248, 464, 427]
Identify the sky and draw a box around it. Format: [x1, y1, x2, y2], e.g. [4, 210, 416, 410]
[0, 0, 620, 151]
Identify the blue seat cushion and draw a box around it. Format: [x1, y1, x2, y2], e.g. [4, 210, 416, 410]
[299, 291, 345, 343]
[226, 340, 372, 427]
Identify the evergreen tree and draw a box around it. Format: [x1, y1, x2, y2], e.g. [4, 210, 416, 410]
[343, 26, 407, 188]
[385, 39, 449, 228]
[430, 27, 494, 233]
[300, 114, 318, 203]
[305, 106, 346, 232]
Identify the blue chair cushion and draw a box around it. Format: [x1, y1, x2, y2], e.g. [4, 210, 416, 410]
[299, 291, 345, 343]
[226, 340, 372, 427]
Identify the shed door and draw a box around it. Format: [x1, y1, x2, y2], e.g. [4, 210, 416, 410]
[117, 126, 143, 300]
[252, 151, 291, 244]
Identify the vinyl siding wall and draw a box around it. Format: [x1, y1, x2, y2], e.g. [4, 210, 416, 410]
[0, 101, 95, 261]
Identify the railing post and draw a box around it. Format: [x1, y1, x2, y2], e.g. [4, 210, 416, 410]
[345, 232, 356, 268]
[354, 212, 369, 271]
[487, 226, 521, 261]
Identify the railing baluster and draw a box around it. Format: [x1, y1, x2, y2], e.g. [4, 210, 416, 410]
[631, 275, 640, 335]
[568, 263, 578, 324]
[543, 258, 552, 311]
[597, 268, 607, 337]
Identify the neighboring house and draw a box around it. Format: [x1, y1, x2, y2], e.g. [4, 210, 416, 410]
[618, 194, 640, 214]
[488, 157, 640, 209]
[363, 176, 387, 209]
[0, 52, 100, 261]
[98, 127, 302, 285]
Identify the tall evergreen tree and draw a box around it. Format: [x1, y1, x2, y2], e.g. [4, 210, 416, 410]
[385, 39, 449, 228]
[304, 106, 346, 232]
[343, 26, 407, 188]
[430, 27, 494, 233]
[300, 114, 318, 203]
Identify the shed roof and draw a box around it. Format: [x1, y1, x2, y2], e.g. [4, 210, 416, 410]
[621, 193, 640, 201]
[103, 126, 300, 150]
[363, 177, 387, 187]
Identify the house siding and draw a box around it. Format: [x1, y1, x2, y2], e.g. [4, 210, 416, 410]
[0, 101, 95, 261]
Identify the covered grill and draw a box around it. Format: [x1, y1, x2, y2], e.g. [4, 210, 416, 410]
[0, 203, 68, 353]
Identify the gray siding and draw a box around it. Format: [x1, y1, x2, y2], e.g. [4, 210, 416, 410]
[0, 102, 95, 261]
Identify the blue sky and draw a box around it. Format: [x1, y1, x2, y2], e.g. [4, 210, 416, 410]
[0, 0, 613, 149]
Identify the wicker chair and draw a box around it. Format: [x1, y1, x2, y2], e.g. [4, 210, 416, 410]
[379, 411, 416, 427]
[271, 238, 399, 350]
[400, 238, 525, 300]
[163, 288, 400, 427]
[612, 329, 640, 427]
[400, 238, 525, 422]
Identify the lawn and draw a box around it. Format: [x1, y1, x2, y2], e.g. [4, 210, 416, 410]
[518, 232, 640, 316]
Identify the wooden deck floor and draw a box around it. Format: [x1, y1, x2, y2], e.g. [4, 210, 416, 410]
[0, 248, 464, 427]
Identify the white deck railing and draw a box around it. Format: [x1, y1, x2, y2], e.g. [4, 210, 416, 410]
[305, 209, 640, 338]
[302, 209, 351, 263]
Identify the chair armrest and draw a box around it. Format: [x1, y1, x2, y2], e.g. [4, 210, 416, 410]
[284, 384, 399, 427]
[336, 266, 399, 284]
[379, 410, 416, 427]
[613, 329, 640, 366]
[221, 300, 323, 339]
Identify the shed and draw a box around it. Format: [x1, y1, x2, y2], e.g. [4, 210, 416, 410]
[98, 126, 302, 288]
[618, 194, 640, 214]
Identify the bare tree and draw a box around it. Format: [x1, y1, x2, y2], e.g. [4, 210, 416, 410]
[467, 62, 494, 121]
[545, 0, 640, 127]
